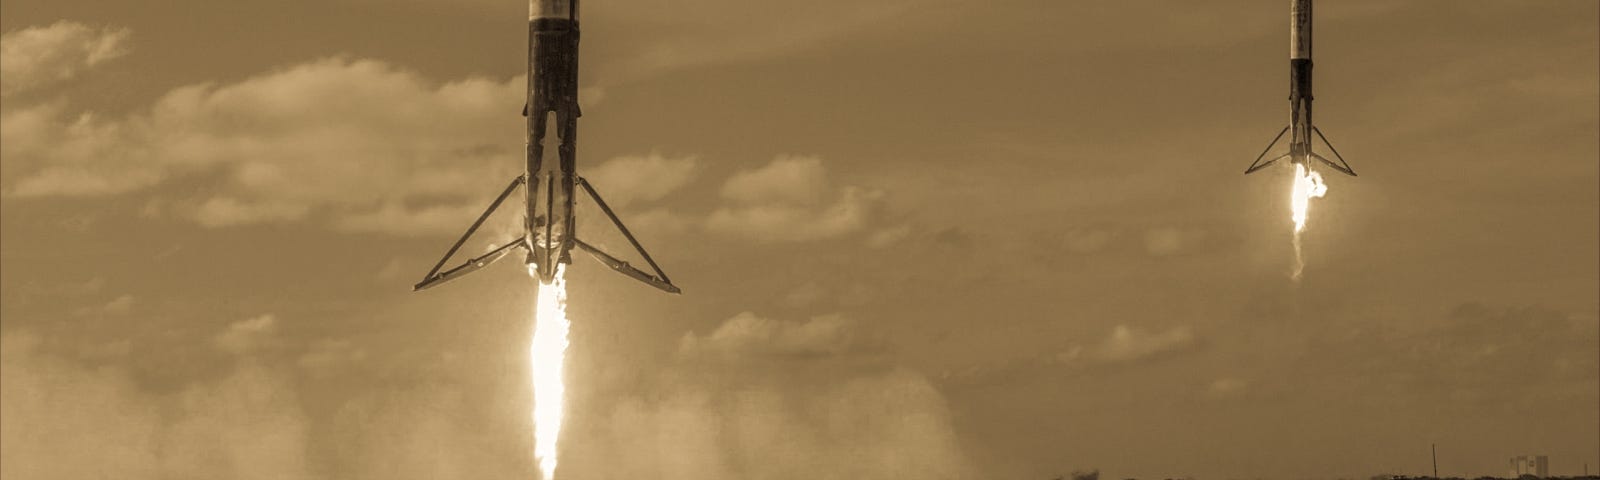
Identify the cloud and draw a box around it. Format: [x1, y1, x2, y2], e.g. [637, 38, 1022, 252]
[569, 311, 970, 480]
[586, 0, 934, 85]
[296, 339, 369, 377]
[1, 319, 521, 480]
[865, 223, 913, 248]
[193, 196, 312, 227]
[1056, 324, 1199, 367]
[1, 56, 527, 236]
[0, 330, 312, 480]
[157, 364, 313, 480]
[706, 155, 885, 242]
[102, 294, 136, 314]
[782, 281, 828, 308]
[679, 312, 862, 359]
[583, 152, 700, 208]
[778, 281, 876, 310]
[614, 206, 693, 236]
[213, 314, 279, 355]
[329, 386, 530, 480]
[73, 293, 136, 316]
[1142, 225, 1214, 257]
[0, 53, 691, 238]
[0, 20, 130, 96]
[338, 0, 938, 85]
[1206, 377, 1249, 399]
[1045, 223, 1230, 260]
[1295, 303, 1599, 407]
[1062, 225, 1119, 254]
[584, 368, 969, 480]
[577, 85, 607, 109]
[719, 155, 829, 205]
[331, 200, 487, 237]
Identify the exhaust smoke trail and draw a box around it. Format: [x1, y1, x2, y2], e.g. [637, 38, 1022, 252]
[530, 265, 570, 480]
[1290, 163, 1327, 280]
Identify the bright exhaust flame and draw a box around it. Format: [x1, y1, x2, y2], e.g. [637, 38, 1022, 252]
[530, 264, 569, 480]
[1290, 163, 1327, 280]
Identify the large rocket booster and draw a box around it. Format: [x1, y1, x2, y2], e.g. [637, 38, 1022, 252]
[524, 0, 581, 285]
[413, 0, 680, 294]
[1245, 0, 1356, 176]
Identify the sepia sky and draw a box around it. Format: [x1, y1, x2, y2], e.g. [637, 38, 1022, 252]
[2, 1, 1596, 479]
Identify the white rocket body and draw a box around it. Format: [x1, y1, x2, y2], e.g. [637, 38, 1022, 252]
[530, 0, 575, 20]
[1291, 0, 1311, 60]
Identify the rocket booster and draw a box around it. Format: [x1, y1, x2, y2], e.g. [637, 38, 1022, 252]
[1245, 0, 1356, 176]
[1287, 0, 1316, 168]
[524, 0, 581, 284]
[413, 0, 680, 294]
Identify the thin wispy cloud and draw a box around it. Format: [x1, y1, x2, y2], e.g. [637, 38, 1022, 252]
[0, 20, 130, 96]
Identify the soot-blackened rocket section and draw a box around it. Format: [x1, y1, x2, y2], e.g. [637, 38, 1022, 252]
[1245, 0, 1357, 176]
[413, 0, 680, 294]
[525, 0, 581, 284]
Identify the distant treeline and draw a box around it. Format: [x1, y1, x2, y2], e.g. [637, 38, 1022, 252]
[1073, 475, 1600, 480]
[1380, 476, 1600, 480]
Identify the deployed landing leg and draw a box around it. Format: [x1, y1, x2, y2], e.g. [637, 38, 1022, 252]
[1311, 127, 1356, 176]
[571, 177, 680, 294]
[414, 176, 528, 291]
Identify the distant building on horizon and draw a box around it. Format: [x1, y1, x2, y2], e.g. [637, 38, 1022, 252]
[1510, 455, 1549, 477]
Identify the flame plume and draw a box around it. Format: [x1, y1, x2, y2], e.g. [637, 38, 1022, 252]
[1290, 163, 1327, 280]
[530, 265, 570, 480]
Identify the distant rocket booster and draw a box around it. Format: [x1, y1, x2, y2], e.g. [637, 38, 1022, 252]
[413, 0, 680, 294]
[1246, 0, 1356, 176]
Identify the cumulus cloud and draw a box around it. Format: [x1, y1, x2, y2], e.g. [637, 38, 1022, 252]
[101, 294, 136, 314]
[706, 155, 884, 242]
[0, 51, 684, 237]
[1, 56, 529, 236]
[213, 314, 280, 355]
[1056, 324, 1198, 367]
[865, 223, 913, 248]
[0, 20, 130, 96]
[583, 152, 700, 208]
[332, 200, 488, 237]
[719, 155, 829, 205]
[193, 196, 312, 227]
[73, 293, 136, 316]
[2, 25, 891, 243]
[678, 312, 862, 358]
[613, 206, 694, 236]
